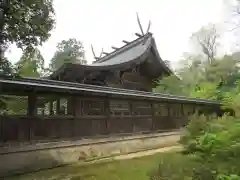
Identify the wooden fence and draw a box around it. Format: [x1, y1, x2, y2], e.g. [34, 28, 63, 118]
[0, 95, 214, 144]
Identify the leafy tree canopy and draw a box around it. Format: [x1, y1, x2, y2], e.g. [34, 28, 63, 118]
[155, 24, 240, 102]
[0, 0, 55, 76]
[2, 0, 55, 51]
[15, 48, 46, 77]
[50, 38, 86, 71]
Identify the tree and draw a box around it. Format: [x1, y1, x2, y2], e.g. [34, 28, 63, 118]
[0, 57, 16, 77]
[190, 24, 219, 65]
[156, 53, 240, 100]
[154, 55, 207, 96]
[189, 82, 220, 100]
[154, 75, 185, 95]
[178, 55, 206, 85]
[1, 48, 47, 114]
[50, 38, 86, 71]
[155, 23, 240, 100]
[1, 0, 55, 51]
[0, 0, 55, 76]
[15, 48, 46, 77]
[204, 55, 240, 84]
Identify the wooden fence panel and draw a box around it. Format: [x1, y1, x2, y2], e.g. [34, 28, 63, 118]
[133, 116, 152, 132]
[108, 116, 133, 134]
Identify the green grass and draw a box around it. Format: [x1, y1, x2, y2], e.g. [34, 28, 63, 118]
[6, 152, 192, 180]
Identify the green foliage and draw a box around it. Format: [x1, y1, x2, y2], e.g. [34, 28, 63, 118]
[1, 0, 54, 113]
[155, 23, 240, 102]
[146, 75, 240, 180]
[179, 114, 209, 153]
[205, 55, 239, 83]
[149, 115, 240, 180]
[149, 153, 197, 180]
[0, 57, 17, 77]
[156, 53, 240, 101]
[5, 97, 28, 115]
[49, 38, 86, 71]
[15, 48, 46, 77]
[2, 0, 55, 51]
[0, 57, 19, 112]
[1, 0, 55, 77]
[171, 49, 240, 179]
[189, 82, 221, 100]
[1, 48, 47, 114]
[153, 75, 186, 95]
[178, 115, 240, 179]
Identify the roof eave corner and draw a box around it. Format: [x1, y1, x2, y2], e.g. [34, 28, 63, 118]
[150, 39, 173, 76]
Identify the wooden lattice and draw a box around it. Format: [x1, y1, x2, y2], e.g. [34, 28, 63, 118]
[133, 102, 152, 116]
[154, 103, 168, 116]
[82, 100, 105, 116]
[109, 100, 130, 116]
[169, 104, 182, 117]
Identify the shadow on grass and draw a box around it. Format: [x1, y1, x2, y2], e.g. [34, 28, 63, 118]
[6, 160, 117, 180]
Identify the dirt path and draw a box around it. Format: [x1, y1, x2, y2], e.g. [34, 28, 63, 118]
[85, 145, 182, 164]
[113, 145, 182, 160]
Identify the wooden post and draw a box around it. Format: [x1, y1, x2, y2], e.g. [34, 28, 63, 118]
[104, 97, 110, 134]
[56, 99, 60, 115]
[27, 92, 37, 141]
[180, 104, 184, 127]
[72, 97, 76, 117]
[129, 101, 134, 132]
[41, 108, 44, 115]
[27, 93, 37, 116]
[166, 103, 171, 130]
[67, 97, 73, 115]
[174, 104, 180, 129]
[151, 102, 155, 131]
[49, 100, 53, 115]
[0, 116, 3, 143]
[72, 96, 76, 138]
[72, 97, 82, 137]
[74, 97, 82, 117]
[28, 116, 34, 141]
[180, 104, 184, 115]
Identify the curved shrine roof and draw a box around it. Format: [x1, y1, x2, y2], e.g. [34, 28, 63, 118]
[90, 34, 152, 66]
[50, 33, 172, 79]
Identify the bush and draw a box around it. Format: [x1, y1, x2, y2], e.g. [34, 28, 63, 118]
[179, 114, 209, 154]
[151, 115, 240, 180]
[180, 114, 237, 153]
[181, 115, 240, 178]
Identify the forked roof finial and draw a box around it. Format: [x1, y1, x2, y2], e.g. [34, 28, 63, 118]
[136, 12, 151, 36]
[91, 44, 104, 60]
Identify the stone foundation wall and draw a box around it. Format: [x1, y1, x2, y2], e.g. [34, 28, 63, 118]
[0, 131, 181, 177]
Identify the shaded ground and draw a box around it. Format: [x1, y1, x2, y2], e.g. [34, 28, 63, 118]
[6, 146, 182, 180]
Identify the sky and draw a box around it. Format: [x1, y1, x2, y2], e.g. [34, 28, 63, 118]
[6, 0, 234, 68]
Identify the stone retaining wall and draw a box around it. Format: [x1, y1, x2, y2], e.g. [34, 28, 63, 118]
[0, 131, 181, 177]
